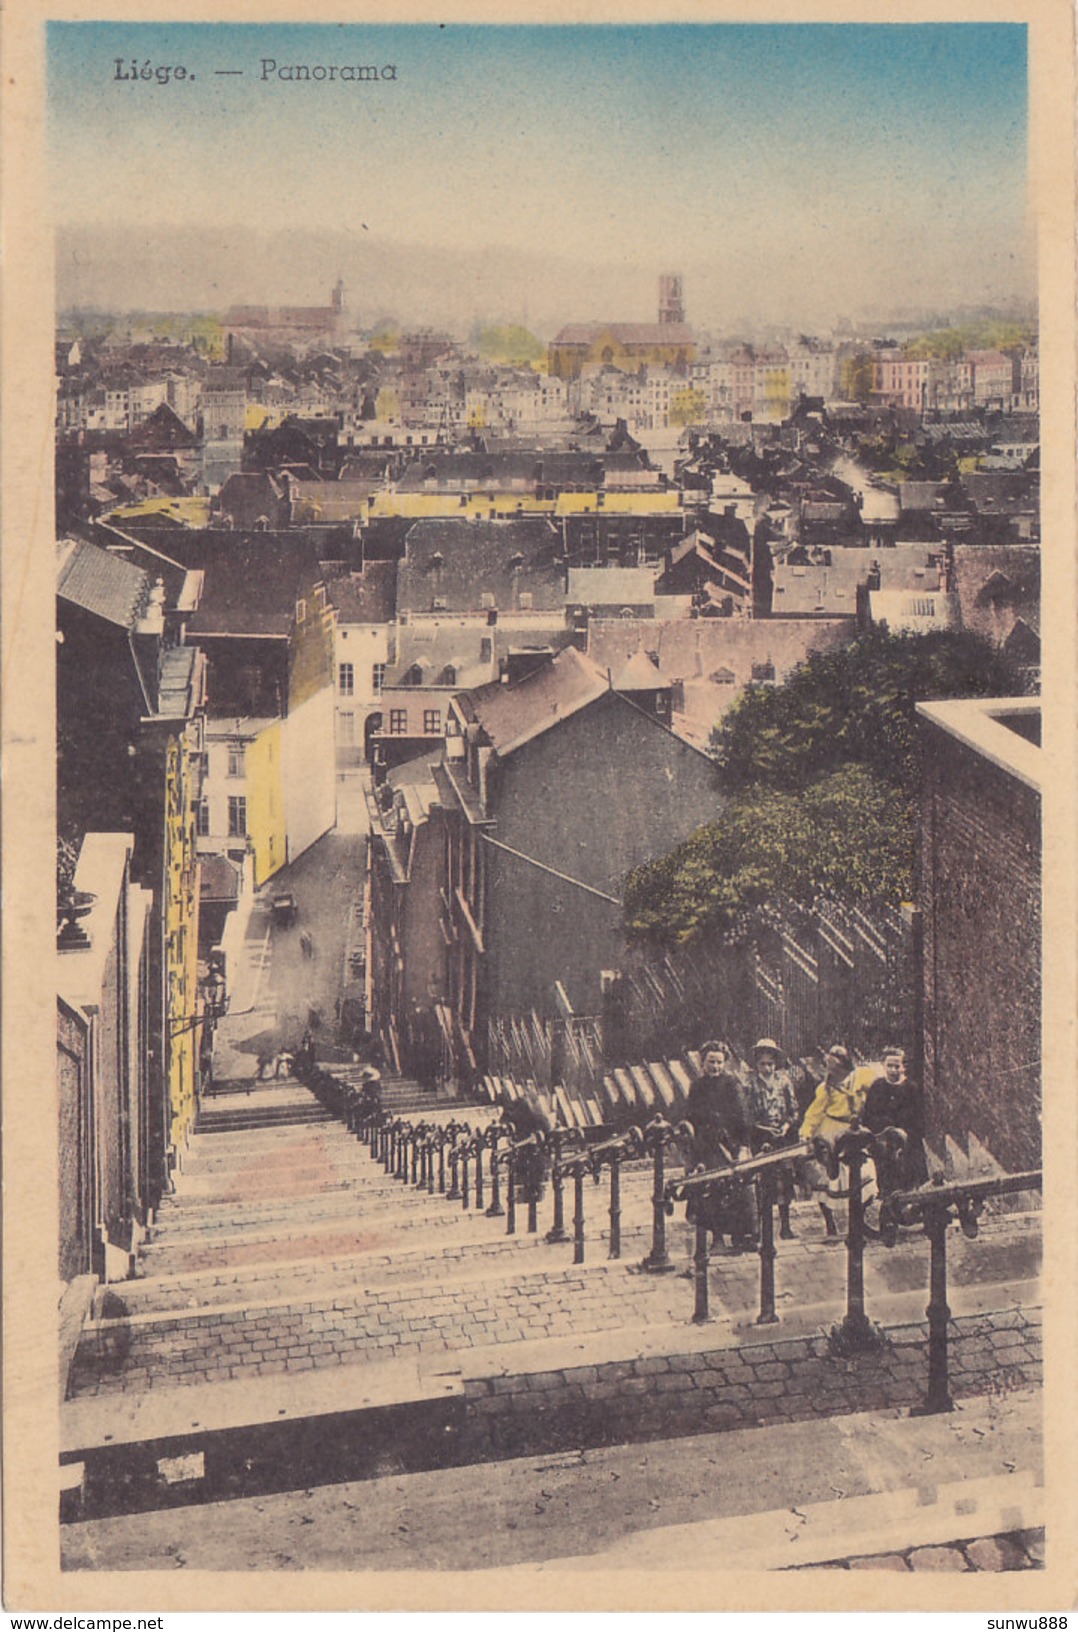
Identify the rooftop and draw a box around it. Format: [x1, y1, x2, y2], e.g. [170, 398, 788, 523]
[57, 538, 149, 629]
[397, 517, 566, 617]
[457, 646, 609, 757]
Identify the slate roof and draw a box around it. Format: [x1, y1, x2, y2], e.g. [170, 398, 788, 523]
[143, 530, 325, 638]
[566, 567, 660, 605]
[457, 646, 609, 757]
[553, 323, 696, 347]
[57, 537, 150, 629]
[199, 853, 242, 904]
[610, 650, 670, 691]
[397, 518, 566, 616]
[951, 544, 1041, 645]
[324, 560, 397, 625]
[771, 544, 944, 616]
[587, 616, 857, 735]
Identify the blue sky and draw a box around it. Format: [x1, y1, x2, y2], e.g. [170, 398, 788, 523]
[47, 23, 1031, 327]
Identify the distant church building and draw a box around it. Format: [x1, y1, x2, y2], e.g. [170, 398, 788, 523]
[548, 274, 696, 381]
[225, 281, 349, 344]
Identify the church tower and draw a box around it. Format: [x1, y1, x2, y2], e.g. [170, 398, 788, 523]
[658, 273, 684, 326]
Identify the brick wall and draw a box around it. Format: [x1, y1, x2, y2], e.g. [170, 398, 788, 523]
[459, 1307, 1042, 1463]
[920, 722, 1040, 1171]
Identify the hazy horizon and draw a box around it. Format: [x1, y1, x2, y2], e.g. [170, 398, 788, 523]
[49, 22, 1033, 333]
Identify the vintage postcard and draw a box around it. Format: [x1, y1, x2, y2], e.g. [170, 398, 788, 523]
[2, 0, 1076, 1614]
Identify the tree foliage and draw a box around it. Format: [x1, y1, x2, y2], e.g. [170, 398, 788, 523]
[624, 629, 1031, 946]
[624, 766, 915, 944]
[711, 627, 1028, 793]
[840, 352, 876, 403]
[472, 324, 545, 366]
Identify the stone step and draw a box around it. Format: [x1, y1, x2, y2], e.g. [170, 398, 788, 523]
[146, 1171, 660, 1258]
[69, 1256, 681, 1400]
[99, 1216, 659, 1317]
[77, 1196, 1042, 1403]
[196, 1107, 336, 1135]
[61, 1303, 1043, 1522]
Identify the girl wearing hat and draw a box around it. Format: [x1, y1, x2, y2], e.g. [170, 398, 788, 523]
[747, 1039, 800, 1239]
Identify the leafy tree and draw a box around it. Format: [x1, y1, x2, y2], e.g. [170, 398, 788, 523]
[624, 629, 1031, 946]
[840, 352, 876, 403]
[473, 324, 544, 366]
[711, 627, 1028, 792]
[624, 766, 914, 944]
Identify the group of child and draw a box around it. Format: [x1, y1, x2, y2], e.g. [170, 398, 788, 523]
[685, 1037, 929, 1251]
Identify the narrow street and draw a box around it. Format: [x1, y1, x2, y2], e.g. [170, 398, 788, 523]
[213, 791, 367, 1082]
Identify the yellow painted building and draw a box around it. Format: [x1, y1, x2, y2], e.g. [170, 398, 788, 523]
[548, 322, 696, 381]
[247, 721, 286, 886]
[164, 721, 203, 1157]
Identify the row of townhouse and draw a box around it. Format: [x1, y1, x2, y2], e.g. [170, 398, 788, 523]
[691, 342, 839, 423]
[873, 347, 1033, 414]
[57, 540, 207, 1291]
[57, 525, 340, 1300]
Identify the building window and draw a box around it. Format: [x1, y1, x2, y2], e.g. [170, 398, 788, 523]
[338, 712, 356, 745]
[423, 708, 442, 734]
[389, 709, 408, 735]
[227, 796, 247, 837]
[196, 799, 210, 836]
[372, 663, 386, 696]
[227, 743, 246, 778]
[338, 662, 355, 696]
[296, 598, 307, 623]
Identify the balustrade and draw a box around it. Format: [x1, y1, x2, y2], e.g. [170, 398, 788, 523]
[879, 1167, 1042, 1414]
[485, 1125, 511, 1218]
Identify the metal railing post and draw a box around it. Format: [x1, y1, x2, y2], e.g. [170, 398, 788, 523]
[447, 1140, 461, 1201]
[643, 1118, 691, 1272]
[756, 1165, 779, 1325]
[573, 1163, 586, 1264]
[916, 1204, 954, 1415]
[881, 1166, 1040, 1416]
[473, 1132, 485, 1212]
[608, 1154, 622, 1260]
[461, 1141, 471, 1210]
[547, 1153, 568, 1243]
[830, 1129, 885, 1354]
[526, 1148, 539, 1234]
[692, 1210, 711, 1324]
[505, 1152, 516, 1235]
[486, 1132, 505, 1217]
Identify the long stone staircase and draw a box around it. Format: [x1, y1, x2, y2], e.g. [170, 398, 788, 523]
[61, 1069, 1043, 1525]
